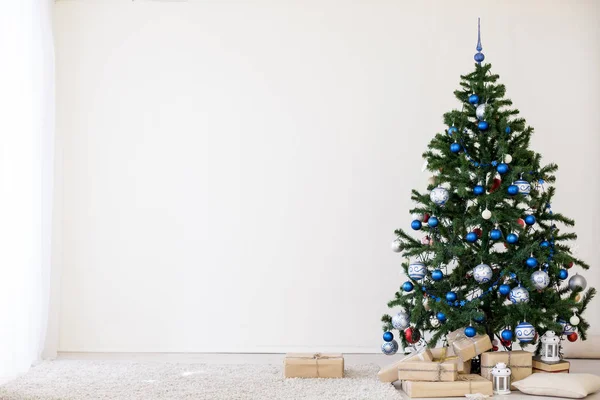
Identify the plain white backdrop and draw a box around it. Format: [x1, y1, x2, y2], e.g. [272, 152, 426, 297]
[51, 0, 600, 354]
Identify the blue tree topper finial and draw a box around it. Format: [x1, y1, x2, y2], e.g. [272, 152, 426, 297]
[474, 17, 485, 64]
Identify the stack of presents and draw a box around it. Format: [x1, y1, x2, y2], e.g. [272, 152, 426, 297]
[378, 328, 570, 398]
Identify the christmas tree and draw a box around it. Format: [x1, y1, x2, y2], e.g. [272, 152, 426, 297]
[381, 20, 595, 356]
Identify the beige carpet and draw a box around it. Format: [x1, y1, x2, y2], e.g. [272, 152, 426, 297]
[0, 360, 401, 400]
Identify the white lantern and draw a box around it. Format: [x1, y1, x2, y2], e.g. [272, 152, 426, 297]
[541, 330, 561, 363]
[491, 362, 511, 395]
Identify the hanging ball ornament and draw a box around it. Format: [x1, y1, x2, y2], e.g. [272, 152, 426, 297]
[526, 256, 538, 268]
[391, 239, 403, 253]
[490, 178, 502, 193]
[500, 338, 512, 347]
[411, 220, 422, 230]
[505, 126, 512, 134]
[490, 228, 502, 241]
[567, 261, 574, 269]
[559, 319, 577, 334]
[504, 154, 513, 164]
[478, 121, 489, 131]
[569, 274, 587, 291]
[448, 126, 458, 135]
[474, 313, 485, 323]
[476, 104, 487, 120]
[392, 312, 410, 330]
[506, 233, 519, 244]
[531, 269, 550, 290]
[446, 291, 457, 302]
[428, 216, 439, 228]
[501, 329, 514, 341]
[464, 326, 477, 338]
[466, 232, 478, 243]
[473, 185, 485, 196]
[473, 263, 493, 283]
[431, 269, 444, 281]
[450, 143, 461, 153]
[482, 209, 492, 220]
[383, 331, 394, 342]
[411, 213, 424, 222]
[405, 327, 421, 344]
[474, 228, 483, 238]
[430, 186, 450, 206]
[408, 261, 427, 281]
[381, 340, 399, 355]
[469, 94, 480, 105]
[436, 312, 447, 322]
[540, 240, 550, 248]
[497, 163, 509, 174]
[515, 178, 531, 195]
[474, 52, 485, 63]
[567, 332, 578, 342]
[515, 321, 536, 343]
[402, 281, 414, 292]
[570, 315, 580, 326]
[510, 285, 529, 304]
[507, 185, 519, 195]
[499, 284, 511, 296]
[558, 269, 568, 280]
[525, 215, 536, 225]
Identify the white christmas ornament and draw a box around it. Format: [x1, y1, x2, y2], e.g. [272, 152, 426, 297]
[531, 269, 550, 290]
[476, 104, 487, 121]
[391, 239, 402, 253]
[482, 209, 492, 220]
[381, 340, 398, 355]
[473, 263, 493, 283]
[570, 315, 580, 326]
[514, 179, 531, 195]
[408, 261, 427, 280]
[515, 321, 536, 343]
[392, 312, 410, 330]
[510, 286, 529, 304]
[428, 176, 436, 186]
[504, 154, 513, 164]
[411, 213, 424, 222]
[430, 186, 449, 206]
[540, 331, 561, 362]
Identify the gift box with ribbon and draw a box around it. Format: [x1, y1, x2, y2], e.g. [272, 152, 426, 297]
[401, 373, 493, 398]
[397, 360, 458, 382]
[377, 348, 433, 383]
[430, 347, 472, 374]
[447, 328, 493, 362]
[480, 350, 533, 388]
[283, 353, 344, 378]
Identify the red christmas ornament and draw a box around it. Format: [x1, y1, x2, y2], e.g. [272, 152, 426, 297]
[492, 345, 499, 351]
[567, 332, 578, 342]
[423, 213, 430, 223]
[567, 262, 574, 269]
[489, 178, 501, 193]
[404, 327, 421, 344]
[474, 228, 482, 238]
[517, 218, 526, 228]
[500, 339, 512, 347]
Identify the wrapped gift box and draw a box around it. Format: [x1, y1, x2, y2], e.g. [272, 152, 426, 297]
[401, 374, 493, 398]
[532, 357, 570, 373]
[430, 347, 471, 374]
[480, 350, 532, 388]
[447, 328, 493, 361]
[398, 360, 458, 382]
[378, 348, 433, 383]
[283, 353, 344, 378]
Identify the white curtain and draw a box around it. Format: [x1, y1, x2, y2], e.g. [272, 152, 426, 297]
[0, 0, 55, 379]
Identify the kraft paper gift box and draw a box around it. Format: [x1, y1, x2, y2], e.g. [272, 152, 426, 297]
[447, 328, 493, 361]
[378, 348, 433, 383]
[480, 350, 532, 388]
[430, 347, 471, 374]
[532, 356, 570, 373]
[283, 353, 344, 378]
[397, 360, 458, 382]
[401, 374, 493, 398]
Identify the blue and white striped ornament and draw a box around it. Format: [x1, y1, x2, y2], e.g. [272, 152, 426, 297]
[514, 179, 531, 195]
[531, 269, 550, 290]
[430, 186, 450, 206]
[392, 312, 410, 330]
[509, 285, 529, 304]
[473, 263, 493, 283]
[515, 321, 536, 343]
[408, 261, 427, 281]
[559, 319, 577, 335]
[381, 339, 399, 355]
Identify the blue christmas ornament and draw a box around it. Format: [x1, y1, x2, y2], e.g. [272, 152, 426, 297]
[525, 215, 536, 225]
[469, 94, 480, 105]
[506, 233, 519, 244]
[526, 257, 538, 268]
[466, 232, 478, 243]
[448, 126, 458, 135]
[515, 179, 531, 195]
[490, 229, 502, 240]
[540, 240, 550, 248]
[381, 340, 398, 355]
[450, 143, 461, 153]
[477, 121, 489, 131]
[446, 292, 457, 302]
[501, 329, 514, 341]
[411, 220, 422, 230]
[428, 216, 439, 228]
[383, 331, 394, 342]
[473, 185, 485, 195]
[497, 163, 509, 174]
[408, 261, 427, 281]
[499, 284, 511, 295]
[402, 281, 414, 292]
[431, 269, 444, 281]
[558, 269, 569, 280]
[474, 52, 485, 63]
[515, 321, 536, 343]
[505, 126, 512, 134]
[474, 18, 484, 64]
[464, 326, 477, 338]
[510, 285, 529, 304]
[436, 312, 447, 322]
[474, 314, 485, 323]
[507, 185, 519, 195]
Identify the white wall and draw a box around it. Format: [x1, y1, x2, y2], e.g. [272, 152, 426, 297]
[53, 0, 600, 353]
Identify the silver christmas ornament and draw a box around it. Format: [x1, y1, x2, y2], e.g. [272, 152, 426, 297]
[392, 312, 410, 330]
[531, 269, 550, 290]
[569, 274, 587, 291]
[509, 286, 529, 304]
[482, 209, 492, 220]
[391, 239, 402, 253]
[473, 263, 493, 283]
[476, 104, 487, 121]
[381, 340, 398, 355]
[430, 186, 450, 206]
